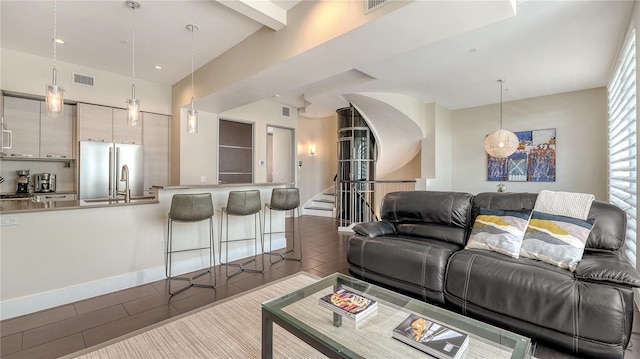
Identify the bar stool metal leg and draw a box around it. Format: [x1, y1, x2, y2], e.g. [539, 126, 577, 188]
[218, 190, 264, 278]
[165, 193, 216, 296]
[263, 187, 302, 264]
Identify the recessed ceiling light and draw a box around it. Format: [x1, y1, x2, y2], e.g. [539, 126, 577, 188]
[54, 38, 64, 44]
[470, 48, 478, 53]
[153, 65, 162, 70]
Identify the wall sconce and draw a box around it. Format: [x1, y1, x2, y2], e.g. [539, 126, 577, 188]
[309, 144, 316, 156]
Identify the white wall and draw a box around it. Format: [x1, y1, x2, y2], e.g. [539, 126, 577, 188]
[1, 49, 171, 115]
[451, 87, 608, 200]
[178, 100, 298, 185]
[297, 115, 337, 206]
[420, 103, 453, 190]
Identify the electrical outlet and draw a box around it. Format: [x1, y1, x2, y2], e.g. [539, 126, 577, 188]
[0, 217, 18, 226]
[200, 176, 206, 183]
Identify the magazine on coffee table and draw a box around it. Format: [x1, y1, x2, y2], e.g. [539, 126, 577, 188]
[392, 313, 469, 359]
[317, 288, 377, 321]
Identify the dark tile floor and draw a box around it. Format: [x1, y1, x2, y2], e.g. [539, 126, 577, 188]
[1, 215, 638, 359]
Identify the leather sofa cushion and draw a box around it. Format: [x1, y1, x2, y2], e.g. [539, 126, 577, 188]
[381, 191, 473, 246]
[575, 254, 640, 287]
[348, 234, 461, 303]
[353, 221, 396, 238]
[446, 249, 632, 345]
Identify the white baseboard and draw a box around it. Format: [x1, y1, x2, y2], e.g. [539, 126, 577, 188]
[0, 237, 285, 320]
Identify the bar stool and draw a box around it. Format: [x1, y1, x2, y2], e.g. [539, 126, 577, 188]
[219, 190, 264, 278]
[166, 193, 216, 296]
[264, 187, 302, 264]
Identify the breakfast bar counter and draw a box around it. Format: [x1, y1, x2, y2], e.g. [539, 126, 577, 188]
[0, 182, 289, 320]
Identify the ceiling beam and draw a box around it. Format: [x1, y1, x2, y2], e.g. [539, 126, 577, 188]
[216, 0, 287, 31]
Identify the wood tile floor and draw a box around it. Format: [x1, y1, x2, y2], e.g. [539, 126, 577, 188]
[1, 215, 639, 359]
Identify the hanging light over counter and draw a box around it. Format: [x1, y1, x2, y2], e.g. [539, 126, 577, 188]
[186, 24, 199, 134]
[484, 79, 518, 158]
[126, 1, 141, 127]
[45, 0, 64, 118]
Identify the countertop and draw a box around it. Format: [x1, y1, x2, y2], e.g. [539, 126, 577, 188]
[0, 196, 158, 214]
[152, 182, 291, 190]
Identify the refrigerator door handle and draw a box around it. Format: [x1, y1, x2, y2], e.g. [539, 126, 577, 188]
[109, 147, 114, 198]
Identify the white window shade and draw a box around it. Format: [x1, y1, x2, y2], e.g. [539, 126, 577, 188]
[608, 28, 637, 268]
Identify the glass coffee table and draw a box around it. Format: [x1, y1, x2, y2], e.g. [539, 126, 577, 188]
[262, 273, 531, 359]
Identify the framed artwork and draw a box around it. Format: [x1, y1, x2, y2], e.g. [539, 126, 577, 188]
[487, 128, 556, 182]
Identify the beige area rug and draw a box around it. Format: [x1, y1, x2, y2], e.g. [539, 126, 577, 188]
[64, 273, 324, 359]
[63, 272, 545, 358]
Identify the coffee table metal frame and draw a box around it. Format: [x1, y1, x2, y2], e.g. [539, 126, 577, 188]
[262, 273, 531, 359]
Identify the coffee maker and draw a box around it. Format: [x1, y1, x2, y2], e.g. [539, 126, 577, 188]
[34, 173, 56, 193]
[16, 170, 30, 194]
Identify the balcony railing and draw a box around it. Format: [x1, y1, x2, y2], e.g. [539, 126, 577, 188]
[337, 179, 416, 230]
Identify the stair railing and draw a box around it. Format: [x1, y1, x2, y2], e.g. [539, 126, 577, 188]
[337, 179, 416, 229]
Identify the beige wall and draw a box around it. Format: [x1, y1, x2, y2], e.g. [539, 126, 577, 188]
[1, 49, 171, 115]
[179, 100, 298, 186]
[451, 87, 608, 200]
[297, 115, 337, 206]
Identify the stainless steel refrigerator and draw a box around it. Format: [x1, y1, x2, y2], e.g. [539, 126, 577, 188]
[79, 141, 144, 200]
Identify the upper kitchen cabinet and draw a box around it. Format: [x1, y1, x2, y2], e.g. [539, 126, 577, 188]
[40, 102, 75, 159]
[113, 108, 142, 144]
[78, 103, 112, 142]
[3, 96, 40, 158]
[142, 112, 169, 190]
[78, 103, 142, 144]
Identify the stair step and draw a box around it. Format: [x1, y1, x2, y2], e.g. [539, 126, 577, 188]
[304, 205, 333, 211]
[322, 190, 336, 196]
[314, 198, 335, 204]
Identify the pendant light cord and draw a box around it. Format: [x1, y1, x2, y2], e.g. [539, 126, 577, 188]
[499, 79, 504, 129]
[53, 0, 57, 69]
[131, 3, 136, 92]
[191, 25, 195, 106]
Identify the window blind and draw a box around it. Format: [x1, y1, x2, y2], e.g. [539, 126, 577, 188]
[608, 29, 637, 268]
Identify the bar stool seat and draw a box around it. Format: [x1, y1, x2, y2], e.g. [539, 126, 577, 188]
[166, 193, 216, 296]
[219, 190, 264, 278]
[264, 187, 302, 264]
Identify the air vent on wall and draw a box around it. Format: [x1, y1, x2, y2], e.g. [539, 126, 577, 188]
[281, 106, 291, 118]
[365, 0, 388, 14]
[73, 73, 95, 86]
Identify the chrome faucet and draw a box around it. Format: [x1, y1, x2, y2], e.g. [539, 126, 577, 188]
[117, 164, 131, 203]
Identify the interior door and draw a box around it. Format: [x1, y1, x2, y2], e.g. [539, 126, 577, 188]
[267, 126, 294, 183]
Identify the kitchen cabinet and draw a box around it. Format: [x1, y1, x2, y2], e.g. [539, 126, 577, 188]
[77, 103, 113, 142]
[113, 108, 142, 144]
[142, 112, 169, 191]
[3, 97, 40, 158]
[40, 102, 75, 159]
[78, 103, 142, 144]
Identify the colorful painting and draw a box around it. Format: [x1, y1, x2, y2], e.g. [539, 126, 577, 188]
[487, 128, 556, 182]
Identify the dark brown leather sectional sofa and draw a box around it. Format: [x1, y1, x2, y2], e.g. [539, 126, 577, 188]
[347, 191, 640, 359]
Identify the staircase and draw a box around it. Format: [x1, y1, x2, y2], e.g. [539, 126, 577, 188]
[303, 188, 336, 218]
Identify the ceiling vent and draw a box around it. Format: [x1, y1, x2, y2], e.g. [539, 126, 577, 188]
[281, 106, 291, 118]
[365, 0, 388, 14]
[73, 73, 95, 86]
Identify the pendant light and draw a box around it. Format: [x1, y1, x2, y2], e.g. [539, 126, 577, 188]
[484, 79, 518, 158]
[45, 0, 64, 118]
[126, 1, 141, 127]
[186, 24, 199, 134]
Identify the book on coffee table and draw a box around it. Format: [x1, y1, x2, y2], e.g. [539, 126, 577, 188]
[392, 313, 469, 359]
[317, 288, 377, 321]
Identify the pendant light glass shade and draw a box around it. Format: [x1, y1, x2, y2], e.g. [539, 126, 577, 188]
[127, 85, 140, 127]
[186, 24, 199, 134]
[187, 98, 198, 134]
[484, 79, 518, 158]
[46, 0, 64, 118]
[126, 1, 140, 127]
